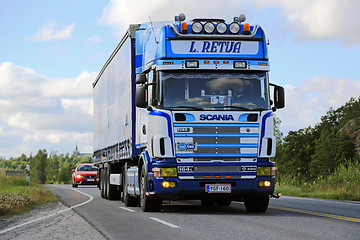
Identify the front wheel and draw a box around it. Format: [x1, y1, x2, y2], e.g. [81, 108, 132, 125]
[140, 165, 162, 212]
[244, 196, 269, 212]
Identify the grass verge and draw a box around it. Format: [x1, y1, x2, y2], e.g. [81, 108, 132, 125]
[276, 161, 360, 201]
[0, 176, 58, 216]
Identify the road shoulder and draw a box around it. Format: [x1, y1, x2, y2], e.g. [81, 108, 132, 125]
[0, 201, 106, 240]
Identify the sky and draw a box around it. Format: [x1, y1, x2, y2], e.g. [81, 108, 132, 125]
[1, 0, 360, 158]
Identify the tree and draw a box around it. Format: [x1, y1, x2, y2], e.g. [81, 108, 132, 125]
[31, 149, 48, 184]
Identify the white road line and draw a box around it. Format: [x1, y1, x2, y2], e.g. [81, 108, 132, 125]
[119, 207, 136, 212]
[150, 217, 180, 228]
[0, 185, 94, 235]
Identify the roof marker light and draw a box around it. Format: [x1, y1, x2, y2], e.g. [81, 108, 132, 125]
[191, 22, 203, 34]
[216, 22, 227, 34]
[204, 22, 215, 34]
[229, 22, 240, 34]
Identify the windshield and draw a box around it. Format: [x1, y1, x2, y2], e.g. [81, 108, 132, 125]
[160, 71, 270, 110]
[77, 165, 97, 171]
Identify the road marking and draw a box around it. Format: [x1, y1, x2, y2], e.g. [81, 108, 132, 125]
[119, 207, 136, 212]
[234, 201, 360, 223]
[0, 185, 94, 235]
[268, 205, 360, 223]
[150, 217, 180, 228]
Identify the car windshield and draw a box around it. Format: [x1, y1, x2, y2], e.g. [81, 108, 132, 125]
[160, 71, 269, 110]
[77, 165, 97, 171]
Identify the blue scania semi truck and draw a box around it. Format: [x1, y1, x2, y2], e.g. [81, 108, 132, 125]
[93, 14, 285, 212]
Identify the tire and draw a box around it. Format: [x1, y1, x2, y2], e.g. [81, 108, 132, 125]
[244, 196, 269, 212]
[123, 164, 138, 207]
[140, 165, 162, 212]
[74, 184, 78, 188]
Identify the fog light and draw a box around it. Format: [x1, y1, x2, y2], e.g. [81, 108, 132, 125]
[259, 180, 271, 187]
[162, 181, 177, 188]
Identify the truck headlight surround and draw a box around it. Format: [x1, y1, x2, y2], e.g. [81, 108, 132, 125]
[257, 166, 276, 176]
[160, 167, 178, 177]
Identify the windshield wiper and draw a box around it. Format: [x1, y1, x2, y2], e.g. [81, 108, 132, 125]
[211, 106, 266, 111]
[165, 106, 204, 111]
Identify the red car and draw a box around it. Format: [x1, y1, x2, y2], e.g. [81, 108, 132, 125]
[72, 163, 99, 187]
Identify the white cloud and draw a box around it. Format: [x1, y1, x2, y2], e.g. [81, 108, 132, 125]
[276, 75, 360, 134]
[30, 21, 75, 41]
[86, 35, 102, 45]
[41, 71, 96, 98]
[100, 0, 251, 35]
[0, 62, 95, 158]
[261, 0, 360, 46]
[100, 0, 360, 46]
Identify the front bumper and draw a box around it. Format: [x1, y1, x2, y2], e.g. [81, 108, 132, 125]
[151, 176, 275, 200]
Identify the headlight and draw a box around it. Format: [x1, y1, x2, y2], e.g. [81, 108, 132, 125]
[257, 166, 276, 176]
[76, 174, 83, 179]
[160, 167, 178, 177]
[204, 22, 215, 34]
[229, 22, 240, 34]
[191, 22, 203, 34]
[216, 22, 227, 34]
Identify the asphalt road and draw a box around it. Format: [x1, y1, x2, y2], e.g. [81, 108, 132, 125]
[43, 184, 360, 240]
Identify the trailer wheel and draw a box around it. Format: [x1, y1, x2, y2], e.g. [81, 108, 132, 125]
[244, 196, 269, 212]
[139, 165, 162, 212]
[123, 165, 138, 207]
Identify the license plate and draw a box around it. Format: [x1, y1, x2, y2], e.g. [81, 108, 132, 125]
[205, 184, 231, 193]
[86, 179, 95, 182]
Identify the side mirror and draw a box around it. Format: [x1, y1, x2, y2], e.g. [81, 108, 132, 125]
[72, 169, 75, 173]
[270, 84, 285, 110]
[136, 74, 147, 84]
[136, 84, 148, 108]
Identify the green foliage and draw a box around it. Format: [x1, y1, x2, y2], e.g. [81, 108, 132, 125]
[276, 160, 360, 201]
[0, 151, 92, 184]
[0, 175, 57, 216]
[275, 96, 360, 200]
